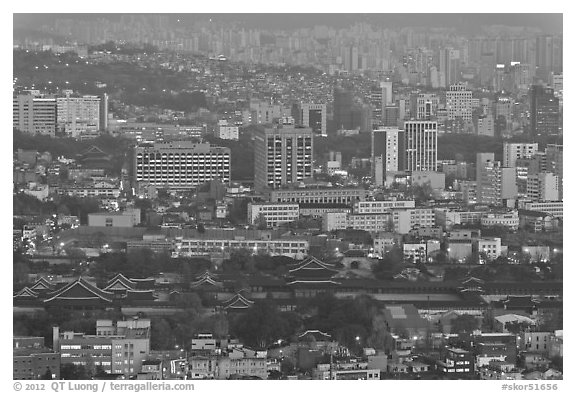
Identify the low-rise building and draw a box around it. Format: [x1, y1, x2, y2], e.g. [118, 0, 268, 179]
[88, 209, 141, 227]
[13, 337, 60, 380]
[353, 199, 415, 214]
[481, 211, 519, 231]
[247, 202, 299, 228]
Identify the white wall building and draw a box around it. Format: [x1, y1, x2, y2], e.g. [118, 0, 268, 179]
[247, 202, 300, 228]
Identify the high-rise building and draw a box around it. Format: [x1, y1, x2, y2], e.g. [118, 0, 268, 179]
[404, 121, 437, 172]
[530, 85, 560, 137]
[134, 141, 230, 190]
[416, 93, 439, 120]
[13, 93, 57, 136]
[333, 87, 354, 130]
[527, 173, 560, 202]
[503, 143, 539, 168]
[371, 127, 405, 186]
[100, 93, 108, 132]
[56, 92, 101, 138]
[545, 144, 563, 200]
[292, 103, 327, 136]
[382, 105, 399, 127]
[446, 84, 473, 122]
[476, 155, 517, 206]
[535, 35, 563, 78]
[254, 126, 313, 191]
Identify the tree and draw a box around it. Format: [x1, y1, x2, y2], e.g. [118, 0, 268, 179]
[255, 213, 268, 230]
[40, 368, 53, 380]
[450, 314, 479, 334]
[505, 321, 533, 334]
[60, 364, 90, 380]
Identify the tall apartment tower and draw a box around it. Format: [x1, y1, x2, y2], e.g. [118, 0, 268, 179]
[371, 127, 405, 186]
[530, 85, 560, 137]
[292, 103, 327, 136]
[404, 120, 437, 172]
[254, 126, 313, 191]
[446, 84, 473, 122]
[370, 81, 394, 126]
[56, 92, 101, 138]
[134, 141, 230, 190]
[13, 93, 57, 136]
[333, 87, 354, 130]
[503, 143, 539, 168]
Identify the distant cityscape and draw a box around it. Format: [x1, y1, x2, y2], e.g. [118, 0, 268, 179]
[13, 14, 562, 381]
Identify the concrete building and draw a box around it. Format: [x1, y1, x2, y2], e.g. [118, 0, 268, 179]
[530, 85, 560, 137]
[354, 200, 415, 214]
[404, 120, 438, 172]
[254, 126, 313, 191]
[477, 238, 503, 261]
[503, 143, 539, 168]
[134, 141, 231, 190]
[545, 144, 563, 200]
[88, 209, 141, 227]
[54, 319, 151, 377]
[518, 200, 562, 219]
[446, 84, 473, 122]
[215, 120, 239, 140]
[481, 211, 519, 231]
[292, 103, 327, 136]
[247, 202, 299, 228]
[477, 156, 517, 206]
[371, 127, 405, 186]
[13, 337, 60, 380]
[527, 173, 560, 201]
[322, 212, 349, 232]
[411, 171, 445, 190]
[268, 187, 368, 205]
[13, 93, 57, 136]
[416, 93, 439, 120]
[57, 92, 101, 138]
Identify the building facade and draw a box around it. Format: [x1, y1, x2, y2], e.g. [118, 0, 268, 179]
[404, 121, 437, 172]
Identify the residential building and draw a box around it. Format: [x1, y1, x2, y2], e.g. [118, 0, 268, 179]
[545, 144, 563, 199]
[416, 93, 439, 120]
[247, 202, 299, 228]
[438, 347, 474, 376]
[254, 126, 313, 191]
[13, 93, 57, 136]
[56, 92, 101, 138]
[134, 141, 231, 190]
[476, 156, 517, 206]
[404, 120, 438, 172]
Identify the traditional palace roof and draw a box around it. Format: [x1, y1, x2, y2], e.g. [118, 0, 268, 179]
[191, 270, 222, 289]
[43, 277, 114, 304]
[221, 292, 254, 310]
[104, 274, 137, 291]
[287, 256, 340, 283]
[29, 277, 56, 292]
[297, 330, 332, 342]
[13, 287, 39, 299]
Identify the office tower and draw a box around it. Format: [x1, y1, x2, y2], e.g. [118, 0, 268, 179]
[404, 121, 437, 172]
[333, 87, 354, 130]
[382, 105, 399, 127]
[545, 144, 563, 199]
[477, 158, 517, 206]
[475, 114, 494, 137]
[134, 141, 230, 190]
[446, 84, 473, 122]
[369, 84, 384, 125]
[527, 173, 560, 201]
[503, 143, 539, 168]
[100, 93, 108, 132]
[416, 93, 439, 120]
[530, 85, 560, 137]
[372, 128, 405, 186]
[56, 92, 100, 138]
[292, 103, 326, 136]
[476, 153, 495, 183]
[13, 93, 57, 136]
[254, 126, 313, 191]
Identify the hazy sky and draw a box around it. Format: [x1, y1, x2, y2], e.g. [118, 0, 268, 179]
[14, 14, 563, 34]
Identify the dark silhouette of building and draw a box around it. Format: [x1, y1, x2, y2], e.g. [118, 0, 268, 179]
[530, 85, 560, 137]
